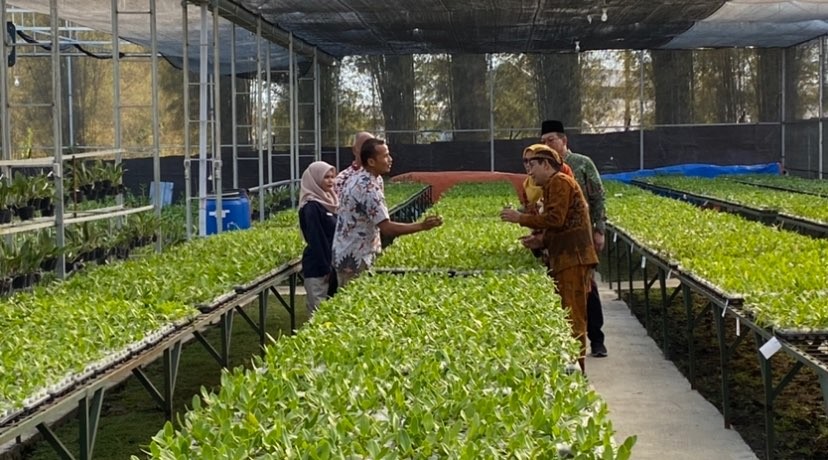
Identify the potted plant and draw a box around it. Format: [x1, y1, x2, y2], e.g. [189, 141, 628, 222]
[102, 162, 125, 196]
[112, 226, 133, 260]
[135, 213, 161, 246]
[37, 231, 60, 272]
[65, 161, 94, 202]
[17, 238, 44, 286]
[0, 243, 11, 295]
[0, 182, 13, 224]
[11, 172, 35, 221]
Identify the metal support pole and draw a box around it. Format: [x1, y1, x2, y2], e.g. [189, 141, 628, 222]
[489, 53, 495, 172]
[627, 245, 634, 307]
[150, 0, 161, 249]
[193, 311, 234, 368]
[162, 341, 182, 419]
[109, 0, 123, 228]
[198, 5, 208, 236]
[182, 3, 192, 240]
[51, 0, 65, 279]
[37, 424, 73, 460]
[289, 272, 296, 332]
[684, 284, 696, 387]
[714, 303, 734, 428]
[335, 65, 341, 170]
[781, 47, 787, 168]
[639, 50, 645, 170]
[266, 43, 273, 185]
[256, 18, 264, 221]
[659, 268, 669, 357]
[231, 24, 238, 189]
[289, 34, 297, 204]
[271, 277, 296, 334]
[820, 37, 824, 179]
[642, 263, 650, 330]
[78, 388, 104, 460]
[314, 49, 321, 161]
[0, 0, 11, 165]
[221, 310, 233, 367]
[258, 289, 268, 351]
[755, 330, 775, 460]
[615, 236, 622, 300]
[65, 22, 74, 148]
[132, 341, 181, 420]
[212, 0, 223, 233]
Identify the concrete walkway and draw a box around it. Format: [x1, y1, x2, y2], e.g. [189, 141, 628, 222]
[587, 283, 757, 459]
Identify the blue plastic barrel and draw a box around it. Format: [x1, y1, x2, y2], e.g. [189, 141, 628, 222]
[206, 190, 251, 235]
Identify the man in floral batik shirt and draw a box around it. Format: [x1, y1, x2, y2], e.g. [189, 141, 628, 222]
[332, 138, 443, 287]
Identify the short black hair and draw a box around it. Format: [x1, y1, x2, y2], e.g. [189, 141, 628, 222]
[361, 138, 386, 165]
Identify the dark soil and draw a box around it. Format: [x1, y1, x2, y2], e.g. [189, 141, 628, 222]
[622, 289, 828, 460]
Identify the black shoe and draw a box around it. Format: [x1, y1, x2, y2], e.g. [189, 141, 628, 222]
[591, 344, 608, 358]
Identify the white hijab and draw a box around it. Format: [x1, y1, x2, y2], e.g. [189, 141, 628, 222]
[299, 161, 338, 213]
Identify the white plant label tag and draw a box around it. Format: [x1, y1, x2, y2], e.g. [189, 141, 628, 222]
[759, 337, 781, 359]
[641, 257, 646, 269]
[613, 233, 618, 243]
[735, 318, 741, 337]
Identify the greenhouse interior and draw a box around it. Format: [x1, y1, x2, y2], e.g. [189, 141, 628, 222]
[1, 0, 827, 459]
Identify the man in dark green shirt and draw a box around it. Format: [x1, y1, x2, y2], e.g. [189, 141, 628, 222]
[541, 120, 608, 358]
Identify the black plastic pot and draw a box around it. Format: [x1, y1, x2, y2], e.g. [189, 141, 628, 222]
[40, 257, 58, 272]
[0, 208, 12, 224]
[17, 205, 35, 221]
[11, 274, 29, 290]
[115, 245, 130, 260]
[0, 277, 11, 295]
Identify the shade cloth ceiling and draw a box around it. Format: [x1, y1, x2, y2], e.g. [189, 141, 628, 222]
[6, 0, 828, 73]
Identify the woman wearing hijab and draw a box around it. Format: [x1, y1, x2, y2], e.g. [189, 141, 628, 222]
[299, 161, 339, 315]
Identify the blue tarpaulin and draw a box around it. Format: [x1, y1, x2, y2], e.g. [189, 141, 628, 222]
[602, 162, 782, 183]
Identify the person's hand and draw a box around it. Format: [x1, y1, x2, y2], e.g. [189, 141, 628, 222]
[421, 215, 443, 230]
[593, 231, 605, 252]
[500, 208, 521, 223]
[520, 233, 544, 249]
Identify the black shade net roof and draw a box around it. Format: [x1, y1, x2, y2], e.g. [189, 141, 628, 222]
[239, 0, 828, 55]
[7, 0, 828, 72]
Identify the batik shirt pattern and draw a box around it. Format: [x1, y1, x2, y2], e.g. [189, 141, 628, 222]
[332, 169, 389, 272]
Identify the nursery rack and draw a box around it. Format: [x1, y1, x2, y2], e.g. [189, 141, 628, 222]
[605, 224, 828, 460]
[0, 259, 301, 460]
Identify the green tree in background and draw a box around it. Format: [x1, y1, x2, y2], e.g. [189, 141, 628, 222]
[449, 54, 489, 141]
[532, 53, 582, 129]
[784, 42, 819, 121]
[651, 50, 694, 125]
[414, 54, 451, 142]
[756, 48, 781, 122]
[491, 54, 536, 139]
[365, 55, 416, 145]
